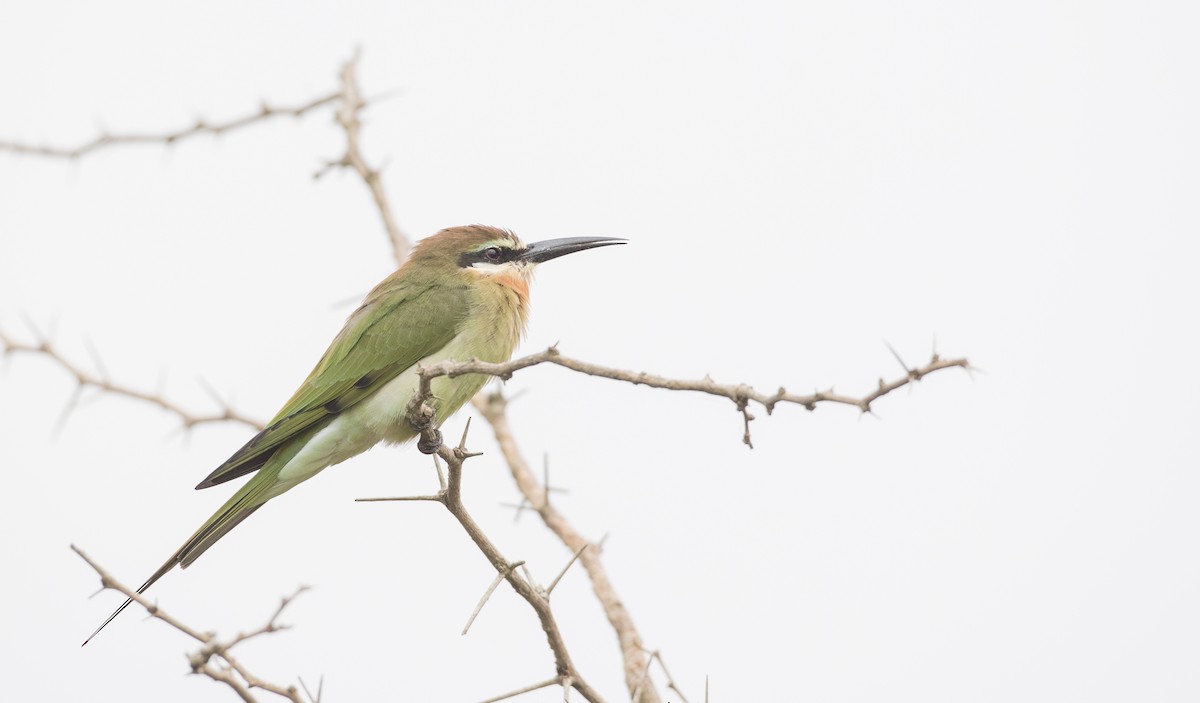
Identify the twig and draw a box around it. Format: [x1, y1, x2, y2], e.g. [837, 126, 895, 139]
[221, 586, 310, 651]
[355, 494, 443, 503]
[0, 94, 338, 159]
[71, 545, 306, 703]
[476, 677, 561, 703]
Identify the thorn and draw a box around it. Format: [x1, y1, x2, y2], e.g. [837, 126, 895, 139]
[502, 498, 532, 523]
[364, 86, 406, 105]
[433, 454, 447, 491]
[457, 416, 472, 452]
[461, 560, 525, 635]
[197, 376, 229, 411]
[883, 340, 911, 374]
[52, 384, 85, 438]
[546, 543, 588, 596]
[83, 336, 110, 382]
[21, 314, 44, 344]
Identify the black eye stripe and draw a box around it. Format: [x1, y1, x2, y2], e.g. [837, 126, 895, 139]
[458, 245, 521, 268]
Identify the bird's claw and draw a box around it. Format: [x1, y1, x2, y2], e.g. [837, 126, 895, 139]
[418, 429, 443, 455]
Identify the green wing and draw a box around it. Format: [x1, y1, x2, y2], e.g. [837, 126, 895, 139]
[194, 278, 468, 489]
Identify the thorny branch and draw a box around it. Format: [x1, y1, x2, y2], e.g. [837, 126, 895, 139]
[359, 417, 607, 703]
[0, 51, 407, 266]
[473, 391, 662, 703]
[71, 545, 311, 703]
[0, 94, 338, 159]
[0, 328, 262, 432]
[317, 49, 409, 265]
[420, 345, 970, 448]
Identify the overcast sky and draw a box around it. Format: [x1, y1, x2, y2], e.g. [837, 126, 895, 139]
[2, 1, 1199, 701]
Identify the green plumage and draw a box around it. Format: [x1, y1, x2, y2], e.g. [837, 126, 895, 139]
[84, 225, 622, 645]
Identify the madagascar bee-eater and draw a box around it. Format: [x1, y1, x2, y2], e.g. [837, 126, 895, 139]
[84, 225, 624, 644]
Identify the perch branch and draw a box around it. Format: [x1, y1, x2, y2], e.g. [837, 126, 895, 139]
[422, 346, 968, 448]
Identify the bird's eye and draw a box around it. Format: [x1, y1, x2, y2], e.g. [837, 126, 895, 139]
[484, 247, 502, 262]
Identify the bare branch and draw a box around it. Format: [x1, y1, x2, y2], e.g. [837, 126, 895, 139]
[473, 391, 660, 703]
[362, 407, 608, 703]
[71, 545, 306, 703]
[72, 544, 211, 644]
[325, 49, 410, 265]
[221, 586, 310, 651]
[0, 329, 263, 431]
[420, 346, 968, 447]
[0, 93, 338, 159]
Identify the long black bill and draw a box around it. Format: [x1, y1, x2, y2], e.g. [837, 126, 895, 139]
[519, 237, 626, 264]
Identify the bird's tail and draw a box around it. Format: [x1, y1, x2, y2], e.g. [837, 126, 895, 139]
[82, 478, 270, 646]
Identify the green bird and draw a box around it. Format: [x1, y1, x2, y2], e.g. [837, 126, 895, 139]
[85, 225, 624, 644]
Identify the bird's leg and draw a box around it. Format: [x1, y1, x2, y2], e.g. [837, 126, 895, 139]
[417, 428, 443, 455]
[409, 402, 443, 454]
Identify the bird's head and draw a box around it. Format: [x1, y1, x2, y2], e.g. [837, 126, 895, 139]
[409, 225, 625, 295]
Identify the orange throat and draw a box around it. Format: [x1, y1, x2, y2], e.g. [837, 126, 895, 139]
[494, 270, 531, 306]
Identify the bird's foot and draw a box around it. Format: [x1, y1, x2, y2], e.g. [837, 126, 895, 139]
[417, 429, 443, 455]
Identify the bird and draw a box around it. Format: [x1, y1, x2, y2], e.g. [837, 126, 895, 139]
[84, 225, 624, 644]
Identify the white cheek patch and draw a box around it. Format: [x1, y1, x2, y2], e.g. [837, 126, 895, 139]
[470, 261, 515, 274]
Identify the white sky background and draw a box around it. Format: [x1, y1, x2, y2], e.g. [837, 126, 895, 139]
[1, 1, 1198, 701]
